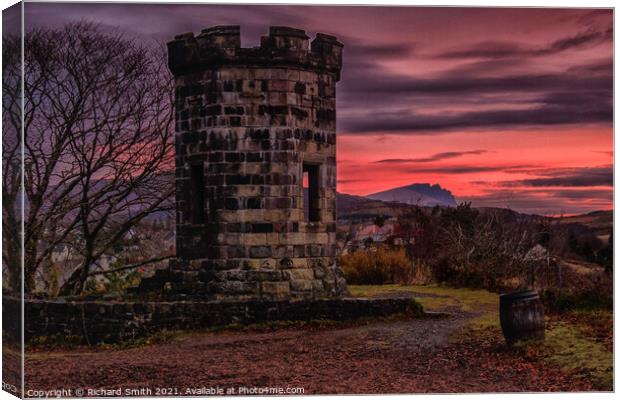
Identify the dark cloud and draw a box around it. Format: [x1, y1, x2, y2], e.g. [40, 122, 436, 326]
[461, 188, 612, 215]
[546, 27, 612, 53]
[374, 150, 487, 163]
[343, 68, 611, 96]
[23, 3, 307, 42]
[552, 189, 613, 200]
[460, 191, 558, 214]
[340, 96, 611, 133]
[436, 27, 612, 59]
[338, 55, 612, 134]
[22, 3, 612, 138]
[401, 164, 537, 174]
[501, 165, 613, 188]
[337, 18, 612, 133]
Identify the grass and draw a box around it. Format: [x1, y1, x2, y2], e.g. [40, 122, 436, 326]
[349, 283, 499, 329]
[28, 334, 87, 349]
[467, 312, 501, 331]
[515, 322, 613, 390]
[352, 283, 612, 389]
[415, 296, 460, 312]
[564, 308, 613, 344]
[349, 284, 497, 311]
[347, 284, 419, 298]
[569, 308, 613, 321]
[546, 323, 613, 388]
[27, 330, 184, 353]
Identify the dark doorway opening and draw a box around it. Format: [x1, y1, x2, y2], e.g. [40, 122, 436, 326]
[302, 163, 320, 222]
[190, 164, 205, 224]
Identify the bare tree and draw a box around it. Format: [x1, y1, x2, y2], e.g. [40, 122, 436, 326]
[2, 22, 175, 296]
[2, 33, 23, 293]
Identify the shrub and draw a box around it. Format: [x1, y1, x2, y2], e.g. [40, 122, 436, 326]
[429, 257, 509, 292]
[542, 288, 613, 313]
[340, 247, 411, 284]
[406, 298, 425, 317]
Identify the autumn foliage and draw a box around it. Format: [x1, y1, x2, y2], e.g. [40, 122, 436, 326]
[340, 247, 411, 284]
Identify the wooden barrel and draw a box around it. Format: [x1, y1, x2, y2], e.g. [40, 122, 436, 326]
[499, 290, 545, 345]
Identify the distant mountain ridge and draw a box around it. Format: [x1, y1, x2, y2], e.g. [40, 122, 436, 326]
[366, 183, 457, 207]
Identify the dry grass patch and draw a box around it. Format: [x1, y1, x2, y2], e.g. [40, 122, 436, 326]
[515, 322, 613, 390]
[348, 284, 497, 314]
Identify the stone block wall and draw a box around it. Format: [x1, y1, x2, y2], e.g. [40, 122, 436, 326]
[5, 296, 420, 344]
[151, 26, 347, 301]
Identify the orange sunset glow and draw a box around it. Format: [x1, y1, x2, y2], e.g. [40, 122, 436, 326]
[337, 125, 612, 215]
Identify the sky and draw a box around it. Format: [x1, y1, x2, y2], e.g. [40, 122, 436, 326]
[21, 2, 613, 215]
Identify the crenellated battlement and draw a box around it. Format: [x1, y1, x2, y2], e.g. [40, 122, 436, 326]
[168, 25, 343, 80]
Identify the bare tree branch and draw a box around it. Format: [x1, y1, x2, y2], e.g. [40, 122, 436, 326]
[87, 255, 174, 277]
[3, 23, 175, 295]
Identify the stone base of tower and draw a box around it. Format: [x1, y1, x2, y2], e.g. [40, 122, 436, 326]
[136, 257, 348, 301]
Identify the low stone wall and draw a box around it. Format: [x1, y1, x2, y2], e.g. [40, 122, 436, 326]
[3, 296, 419, 344]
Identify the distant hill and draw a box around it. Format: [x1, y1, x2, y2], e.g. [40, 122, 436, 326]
[366, 183, 457, 207]
[336, 192, 411, 220]
[555, 210, 613, 240]
[336, 190, 456, 222]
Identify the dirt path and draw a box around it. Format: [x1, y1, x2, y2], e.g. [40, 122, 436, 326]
[25, 310, 593, 394]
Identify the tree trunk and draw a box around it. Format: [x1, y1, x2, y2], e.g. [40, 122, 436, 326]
[23, 240, 39, 293]
[5, 251, 22, 295]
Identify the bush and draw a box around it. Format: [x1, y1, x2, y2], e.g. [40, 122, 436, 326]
[429, 258, 505, 291]
[406, 298, 425, 317]
[340, 247, 411, 284]
[542, 287, 613, 313]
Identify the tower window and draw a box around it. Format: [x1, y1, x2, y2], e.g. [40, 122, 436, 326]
[302, 163, 320, 222]
[190, 164, 205, 224]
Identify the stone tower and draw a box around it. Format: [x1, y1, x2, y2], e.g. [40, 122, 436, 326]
[164, 25, 347, 301]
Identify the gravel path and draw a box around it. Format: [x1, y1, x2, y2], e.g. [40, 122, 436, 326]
[24, 312, 592, 394]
